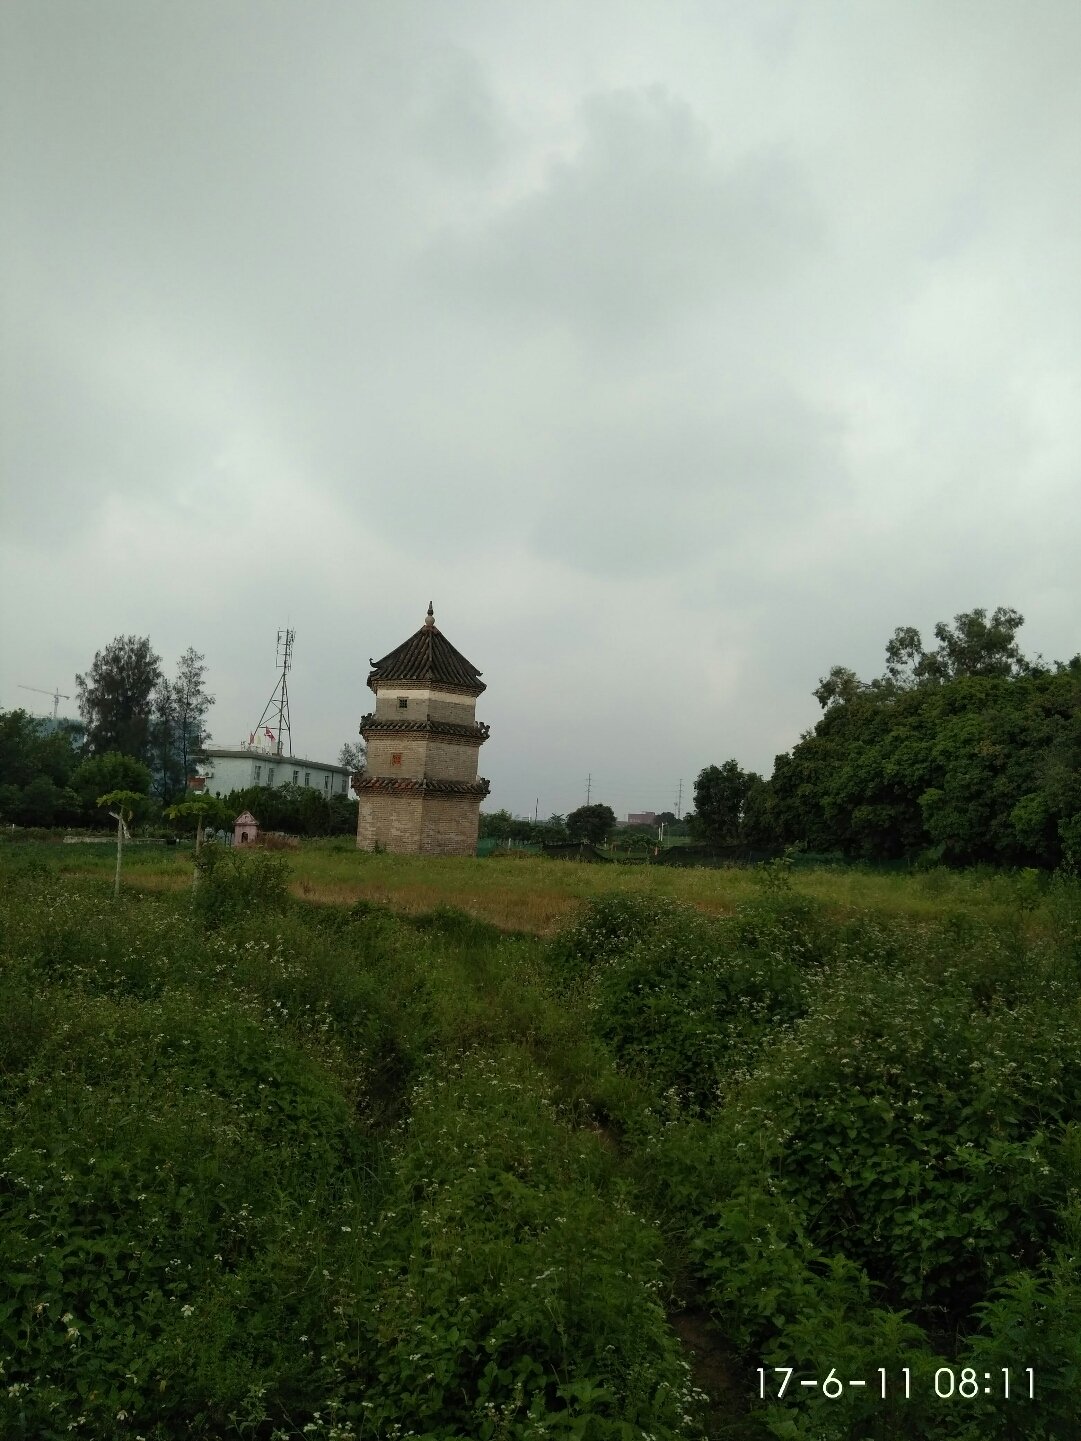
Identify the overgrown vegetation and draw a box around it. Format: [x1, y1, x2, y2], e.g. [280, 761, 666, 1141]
[688, 608, 1081, 869]
[3, 845, 1080, 1438]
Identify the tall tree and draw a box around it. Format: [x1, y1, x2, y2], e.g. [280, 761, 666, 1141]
[691, 760, 761, 845]
[566, 803, 616, 844]
[69, 752, 152, 818]
[879, 607, 1037, 689]
[150, 648, 214, 805]
[772, 608, 1079, 867]
[338, 742, 366, 772]
[151, 679, 181, 804]
[173, 647, 214, 790]
[76, 636, 162, 762]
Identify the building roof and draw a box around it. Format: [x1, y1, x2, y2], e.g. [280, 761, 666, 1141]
[367, 603, 485, 696]
[203, 747, 350, 774]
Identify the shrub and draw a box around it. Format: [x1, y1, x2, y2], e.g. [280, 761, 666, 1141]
[192, 842, 290, 927]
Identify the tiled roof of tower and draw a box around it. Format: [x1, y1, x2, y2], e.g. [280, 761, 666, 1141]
[366, 603, 486, 696]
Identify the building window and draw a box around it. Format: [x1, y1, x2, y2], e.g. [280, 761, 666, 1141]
[267, 768, 274, 784]
[340, 777, 346, 792]
[397, 696, 408, 709]
[292, 769, 299, 784]
[254, 765, 262, 782]
[324, 774, 330, 790]
[391, 753, 402, 766]
[304, 772, 310, 787]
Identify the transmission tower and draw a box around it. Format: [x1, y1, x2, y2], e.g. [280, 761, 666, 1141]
[255, 629, 294, 757]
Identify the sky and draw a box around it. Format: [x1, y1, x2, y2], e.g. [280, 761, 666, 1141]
[2, 1, 1079, 821]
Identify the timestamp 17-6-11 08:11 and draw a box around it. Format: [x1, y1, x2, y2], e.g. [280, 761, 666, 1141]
[757, 1367, 1036, 1401]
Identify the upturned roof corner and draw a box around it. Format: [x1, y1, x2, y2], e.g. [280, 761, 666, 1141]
[366, 607, 485, 695]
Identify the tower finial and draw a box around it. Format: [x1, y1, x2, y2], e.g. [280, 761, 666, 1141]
[424, 601, 435, 628]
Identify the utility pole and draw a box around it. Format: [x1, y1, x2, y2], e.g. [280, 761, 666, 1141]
[586, 773, 591, 805]
[676, 778, 683, 819]
[534, 798, 539, 823]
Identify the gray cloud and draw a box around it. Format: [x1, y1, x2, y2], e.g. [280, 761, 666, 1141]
[2, 1, 1079, 819]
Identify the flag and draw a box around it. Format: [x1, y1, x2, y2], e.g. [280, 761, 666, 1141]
[249, 732, 255, 745]
[265, 727, 275, 742]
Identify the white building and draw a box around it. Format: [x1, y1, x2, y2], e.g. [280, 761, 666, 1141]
[198, 743, 352, 799]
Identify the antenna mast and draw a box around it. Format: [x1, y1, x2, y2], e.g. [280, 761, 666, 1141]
[255, 628, 294, 757]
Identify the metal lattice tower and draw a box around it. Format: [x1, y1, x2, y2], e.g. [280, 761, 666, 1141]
[255, 628, 294, 757]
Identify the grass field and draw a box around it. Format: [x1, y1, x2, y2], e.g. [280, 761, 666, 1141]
[3, 840, 1079, 1439]
[34, 835, 1056, 936]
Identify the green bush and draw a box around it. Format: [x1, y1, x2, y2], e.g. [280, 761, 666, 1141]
[192, 842, 290, 927]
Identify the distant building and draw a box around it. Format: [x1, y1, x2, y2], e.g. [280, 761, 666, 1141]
[198, 745, 351, 798]
[355, 603, 490, 855]
[627, 811, 657, 826]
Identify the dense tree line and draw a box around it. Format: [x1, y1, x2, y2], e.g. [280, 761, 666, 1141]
[689, 609, 1081, 868]
[219, 784, 358, 838]
[2, 632, 212, 827]
[76, 635, 214, 805]
[479, 804, 631, 847]
[0, 711, 154, 827]
[478, 809, 571, 845]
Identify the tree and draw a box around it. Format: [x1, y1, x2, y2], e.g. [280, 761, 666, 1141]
[166, 795, 231, 847]
[151, 648, 214, 805]
[691, 761, 761, 845]
[770, 609, 1081, 867]
[926, 606, 1035, 681]
[77, 636, 162, 762]
[97, 789, 143, 897]
[814, 665, 864, 710]
[151, 678, 181, 804]
[0, 709, 82, 824]
[879, 607, 1037, 690]
[70, 752, 152, 820]
[173, 647, 214, 791]
[166, 796, 232, 891]
[339, 742, 366, 772]
[566, 803, 616, 845]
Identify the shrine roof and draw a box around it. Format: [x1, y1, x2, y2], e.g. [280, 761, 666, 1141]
[367, 603, 485, 696]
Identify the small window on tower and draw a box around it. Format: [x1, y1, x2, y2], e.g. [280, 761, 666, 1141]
[391, 753, 402, 766]
[397, 696, 408, 710]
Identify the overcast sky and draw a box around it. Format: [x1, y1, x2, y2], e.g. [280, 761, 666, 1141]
[2, 2, 1079, 820]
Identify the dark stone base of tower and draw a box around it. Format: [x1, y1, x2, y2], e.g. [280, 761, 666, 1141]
[354, 605, 490, 857]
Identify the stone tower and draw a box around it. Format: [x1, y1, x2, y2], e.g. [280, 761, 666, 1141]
[354, 604, 490, 855]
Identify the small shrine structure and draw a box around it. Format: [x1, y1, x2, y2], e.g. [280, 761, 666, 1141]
[354, 603, 490, 855]
[233, 810, 260, 846]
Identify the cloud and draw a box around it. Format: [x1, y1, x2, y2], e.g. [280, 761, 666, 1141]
[3, 2, 1079, 815]
[424, 86, 817, 344]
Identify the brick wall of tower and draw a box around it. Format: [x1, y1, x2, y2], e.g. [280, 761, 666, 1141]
[357, 794, 423, 853]
[365, 736, 428, 781]
[419, 796, 481, 856]
[374, 688, 477, 725]
[356, 793, 480, 856]
[363, 735, 480, 784]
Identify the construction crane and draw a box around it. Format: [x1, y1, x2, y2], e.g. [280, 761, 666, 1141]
[18, 685, 72, 721]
